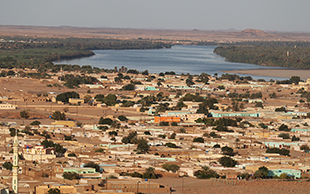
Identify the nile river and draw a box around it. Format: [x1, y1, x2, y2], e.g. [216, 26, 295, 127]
[54, 45, 286, 80]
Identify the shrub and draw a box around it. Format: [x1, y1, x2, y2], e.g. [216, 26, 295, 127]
[63, 172, 79, 180]
[2, 161, 13, 170]
[194, 166, 219, 179]
[30, 120, 41, 125]
[67, 153, 76, 157]
[193, 137, 204, 143]
[165, 142, 178, 148]
[253, 166, 269, 179]
[218, 156, 237, 167]
[162, 163, 180, 173]
[266, 148, 290, 156]
[84, 162, 100, 172]
[118, 115, 128, 122]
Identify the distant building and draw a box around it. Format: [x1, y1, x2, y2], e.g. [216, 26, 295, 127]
[69, 98, 84, 104]
[0, 103, 16, 109]
[22, 145, 56, 161]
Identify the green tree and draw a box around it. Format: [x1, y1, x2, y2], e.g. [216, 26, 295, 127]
[221, 146, 234, 156]
[118, 115, 128, 122]
[84, 162, 100, 172]
[169, 133, 176, 139]
[56, 91, 80, 103]
[30, 120, 41, 125]
[218, 156, 237, 167]
[137, 139, 149, 154]
[255, 102, 263, 108]
[278, 124, 290, 131]
[121, 132, 137, 144]
[68, 153, 76, 157]
[98, 117, 113, 125]
[48, 188, 61, 194]
[84, 95, 91, 103]
[2, 161, 13, 171]
[20, 110, 30, 119]
[95, 94, 105, 102]
[63, 172, 80, 180]
[269, 92, 277, 98]
[278, 133, 290, 139]
[142, 167, 157, 179]
[300, 145, 310, 151]
[162, 163, 180, 173]
[165, 142, 177, 148]
[253, 166, 269, 179]
[122, 84, 135, 90]
[193, 137, 204, 143]
[103, 94, 117, 106]
[52, 111, 66, 120]
[194, 166, 219, 179]
[9, 128, 18, 137]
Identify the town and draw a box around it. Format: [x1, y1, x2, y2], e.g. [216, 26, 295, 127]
[0, 66, 309, 194]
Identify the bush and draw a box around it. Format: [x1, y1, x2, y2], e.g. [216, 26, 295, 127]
[67, 153, 76, 157]
[48, 188, 60, 194]
[253, 166, 269, 179]
[266, 147, 290, 156]
[142, 167, 157, 179]
[30, 120, 41, 125]
[169, 133, 176, 139]
[159, 121, 169, 126]
[84, 162, 100, 172]
[20, 110, 30, 119]
[213, 144, 221, 148]
[279, 173, 291, 179]
[99, 117, 113, 125]
[275, 107, 286, 112]
[56, 91, 80, 103]
[300, 145, 310, 151]
[162, 163, 180, 173]
[122, 84, 135, 90]
[194, 166, 219, 179]
[165, 142, 178, 148]
[193, 137, 204, 143]
[52, 111, 66, 120]
[221, 146, 234, 156]
[218, 156, 237, 167]
[171, 122, 178, 126]
[278, 124, 290, 131]
[118, 115, 128, 122]
[2, 161, 13, 170]
[63, 172, 79, 180]
[278, 133, 290, 139]
[137, 139, 149, 153]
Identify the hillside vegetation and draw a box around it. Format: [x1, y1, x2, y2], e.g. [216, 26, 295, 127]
[214, 42, 310, 69]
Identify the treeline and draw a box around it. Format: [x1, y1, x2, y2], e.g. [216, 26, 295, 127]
[214, 45, 310, 69]
[0, 37, 173, 50]
[0, 36, 173, 72]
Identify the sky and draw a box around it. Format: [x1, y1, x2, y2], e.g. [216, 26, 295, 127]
[1, 0, 309, 32]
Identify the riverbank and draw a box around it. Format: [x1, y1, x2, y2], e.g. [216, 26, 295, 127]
[223, 69, 310, 80]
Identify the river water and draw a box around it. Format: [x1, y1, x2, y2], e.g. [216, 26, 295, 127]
[54, 45, 286, 80]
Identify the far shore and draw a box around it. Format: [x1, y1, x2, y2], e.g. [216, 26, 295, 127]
[223, 69, 310, 80]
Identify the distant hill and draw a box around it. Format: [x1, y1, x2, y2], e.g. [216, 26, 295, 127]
[238, 29, 276, 37]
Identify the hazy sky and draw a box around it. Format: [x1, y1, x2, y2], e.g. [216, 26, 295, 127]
[1, 0, 309, 32]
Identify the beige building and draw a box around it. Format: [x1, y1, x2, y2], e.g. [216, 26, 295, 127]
[22, 145, 56, 161]
[0, 103, 16, 109]
[35, 185, 77, 194]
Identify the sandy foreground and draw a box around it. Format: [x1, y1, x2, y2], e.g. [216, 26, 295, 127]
[153, 177, 310, 194]
[223, 69, 310, 79]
